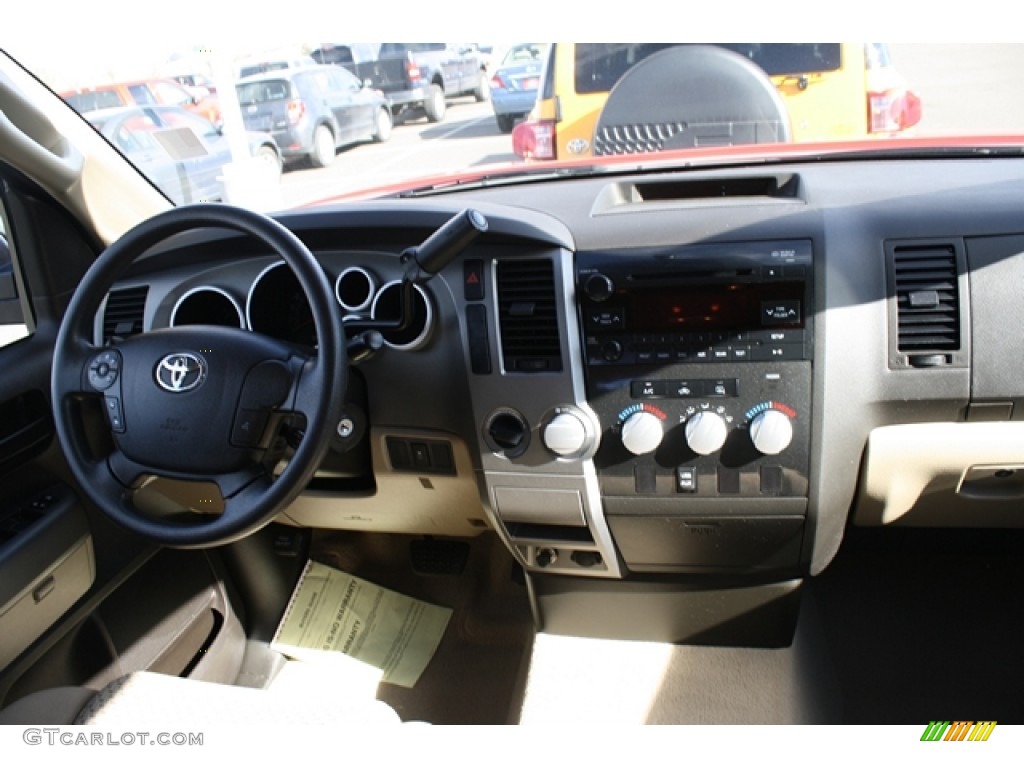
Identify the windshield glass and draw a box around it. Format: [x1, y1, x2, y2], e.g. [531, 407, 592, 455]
[4, 11, 1022, 211]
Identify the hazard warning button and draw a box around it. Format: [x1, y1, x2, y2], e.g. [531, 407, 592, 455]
[464, 259, 485, 301]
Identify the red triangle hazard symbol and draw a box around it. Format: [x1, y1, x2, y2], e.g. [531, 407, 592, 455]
[467, 272, 480, 284]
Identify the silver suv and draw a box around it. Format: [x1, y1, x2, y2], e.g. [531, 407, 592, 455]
[235, 64, 392, 168]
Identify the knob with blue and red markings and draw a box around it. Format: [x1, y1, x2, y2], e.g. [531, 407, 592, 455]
[747, 402, 796, 455]
[619, 404, 666, 455]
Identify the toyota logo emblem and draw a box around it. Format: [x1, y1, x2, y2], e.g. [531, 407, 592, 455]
[155, 353, 206, 393]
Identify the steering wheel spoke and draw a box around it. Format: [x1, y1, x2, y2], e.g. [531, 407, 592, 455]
[288, 354, 328, 422]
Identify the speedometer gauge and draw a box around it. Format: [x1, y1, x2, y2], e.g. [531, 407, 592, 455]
[246, 261, 318, 349]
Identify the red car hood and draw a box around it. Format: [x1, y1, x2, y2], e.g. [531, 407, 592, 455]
[303, 135, 1024, 206]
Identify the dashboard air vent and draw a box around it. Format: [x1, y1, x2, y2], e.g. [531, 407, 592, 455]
[102, 286, 148, 343]
[496, 259, 562, 373]
[889, 242, 961, 359]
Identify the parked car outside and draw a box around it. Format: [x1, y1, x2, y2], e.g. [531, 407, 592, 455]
[236, 54, 317, 79]
[311, 42, 488, 123]
[490, 43, 547, 132]
[84, 104, 281, 205]
[60, 77, 223, 129]
[169, 72, 217, 100]
[513, 43, 922, 160]
[235, 64, 392, 169]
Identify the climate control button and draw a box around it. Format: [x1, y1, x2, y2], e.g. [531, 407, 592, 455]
[749, 409, 794, 455]
[543, 412, 589, 457]
[684, 410, 728, 456]
[620, 410, 664, 455]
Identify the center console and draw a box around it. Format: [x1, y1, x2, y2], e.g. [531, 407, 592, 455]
[474, 238, 814, 582]
[578, 240, 813, 574]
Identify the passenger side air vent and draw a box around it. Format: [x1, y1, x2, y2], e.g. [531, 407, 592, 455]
[102, 286, 148, 343]
[887, 241, 965, 368]
[495, 259, 562, 373]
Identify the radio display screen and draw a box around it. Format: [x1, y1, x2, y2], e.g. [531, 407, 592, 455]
[626, 281, 805, 332]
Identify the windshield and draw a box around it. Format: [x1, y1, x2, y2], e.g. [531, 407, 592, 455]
[4, 14, 1023, 211]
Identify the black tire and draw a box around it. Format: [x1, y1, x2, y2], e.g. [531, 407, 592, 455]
[423, 83, 446, 123]
[473, 72, 490, 102]
[372, 106, 393, 143]
[309, 124, 336, 168]
[496, 113, 515, 133]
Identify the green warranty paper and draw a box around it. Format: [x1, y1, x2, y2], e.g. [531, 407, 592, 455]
[272, 560, 452, 688]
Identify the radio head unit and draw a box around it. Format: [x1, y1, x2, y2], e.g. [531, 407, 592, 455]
[579, 240, 812, 366]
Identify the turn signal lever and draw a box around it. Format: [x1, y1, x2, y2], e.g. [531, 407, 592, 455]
[344, 209, 488, 357]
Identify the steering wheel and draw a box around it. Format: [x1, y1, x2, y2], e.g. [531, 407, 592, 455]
[51, 204, 346, 548]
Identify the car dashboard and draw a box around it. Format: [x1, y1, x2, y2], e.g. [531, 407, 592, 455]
[93, 154, 1024, 644]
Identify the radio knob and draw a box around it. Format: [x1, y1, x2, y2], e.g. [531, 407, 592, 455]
[621, 411, 663, 455]
[583, 273, 615, 302]
[685, 411, 728, 456]
[750, 409, 793, 455]
[543, 412, 589, 457]
[601, 339, 624, 362]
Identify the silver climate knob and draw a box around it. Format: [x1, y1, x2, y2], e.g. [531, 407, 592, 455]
[684, 411, 728, 456]
[749, 409, 794, 455]
[543, 412, 589, 457]
[620, 411, 664, 456]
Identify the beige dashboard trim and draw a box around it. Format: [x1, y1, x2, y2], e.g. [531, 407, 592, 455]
[854, 422, 1024, 527]
[279, 428, 490, 537]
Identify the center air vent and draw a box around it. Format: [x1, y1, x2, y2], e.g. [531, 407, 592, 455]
[495, 259, 562, 373]
[102, 285, 148, 343]
[888, 241, 964, 368]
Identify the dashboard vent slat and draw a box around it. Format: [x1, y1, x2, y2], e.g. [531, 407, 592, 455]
[496, 260, 562, 373]
[102, 286, 148, 343]
[891, 244, 960, 354]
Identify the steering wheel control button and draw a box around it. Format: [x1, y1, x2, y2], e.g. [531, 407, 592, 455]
[154, 352, 206, 393]
[104, 396, 125, 432]
[231, 409, 268, 448]
[239, 360, 293, 409]
[88, 350, 122, 391]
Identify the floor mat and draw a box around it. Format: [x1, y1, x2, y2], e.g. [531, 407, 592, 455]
[310, 530, 535, 724]
[807, 526, 1024, 724]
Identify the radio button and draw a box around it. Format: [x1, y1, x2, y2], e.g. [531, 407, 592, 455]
[601, 340, 624, 362]
[586, 308, 626, 329]
[751, 344, 803, 361]
[761, 300, 802, 324]
[750, 329, 805, 343]
[583, 273, 616, 302]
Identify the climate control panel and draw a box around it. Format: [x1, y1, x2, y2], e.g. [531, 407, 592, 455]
[589, 365, 811, 500]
